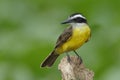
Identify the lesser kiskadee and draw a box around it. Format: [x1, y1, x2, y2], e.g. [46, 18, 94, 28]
[41, 13, 91, 67]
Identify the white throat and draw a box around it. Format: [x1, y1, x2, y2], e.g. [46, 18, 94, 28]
[70, 23, 87, 27]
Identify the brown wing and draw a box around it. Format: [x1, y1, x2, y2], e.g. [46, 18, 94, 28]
[55, 26, 72, 48]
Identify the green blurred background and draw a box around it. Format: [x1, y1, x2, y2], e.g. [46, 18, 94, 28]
[0, 0, 120, 80]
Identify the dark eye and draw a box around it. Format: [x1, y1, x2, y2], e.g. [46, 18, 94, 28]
[73, 17, 87, 23]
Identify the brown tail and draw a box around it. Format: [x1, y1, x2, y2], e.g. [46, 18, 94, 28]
[41, 50, 59, 67]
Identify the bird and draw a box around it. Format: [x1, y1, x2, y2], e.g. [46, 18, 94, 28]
[41, 13, 91, 67]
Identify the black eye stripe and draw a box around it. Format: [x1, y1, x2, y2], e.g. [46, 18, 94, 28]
[72, 17, 87, 23]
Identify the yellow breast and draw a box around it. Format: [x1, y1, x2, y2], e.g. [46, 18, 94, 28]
[56, 25, 91, 54]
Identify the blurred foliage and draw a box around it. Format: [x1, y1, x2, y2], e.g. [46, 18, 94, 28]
[0, 0, 120, 80]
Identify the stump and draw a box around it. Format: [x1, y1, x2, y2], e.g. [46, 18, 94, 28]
[58, 56, 94, 80]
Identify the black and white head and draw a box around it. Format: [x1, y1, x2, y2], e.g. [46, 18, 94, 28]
[61, 13, 87, 25]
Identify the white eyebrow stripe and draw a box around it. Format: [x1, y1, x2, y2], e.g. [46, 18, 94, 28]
[70, 14, 86, 19]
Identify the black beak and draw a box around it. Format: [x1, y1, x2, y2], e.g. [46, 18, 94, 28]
[61, 19, 72, 24]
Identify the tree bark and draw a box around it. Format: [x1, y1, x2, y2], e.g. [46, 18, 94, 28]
[58, 56, 94, 80]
